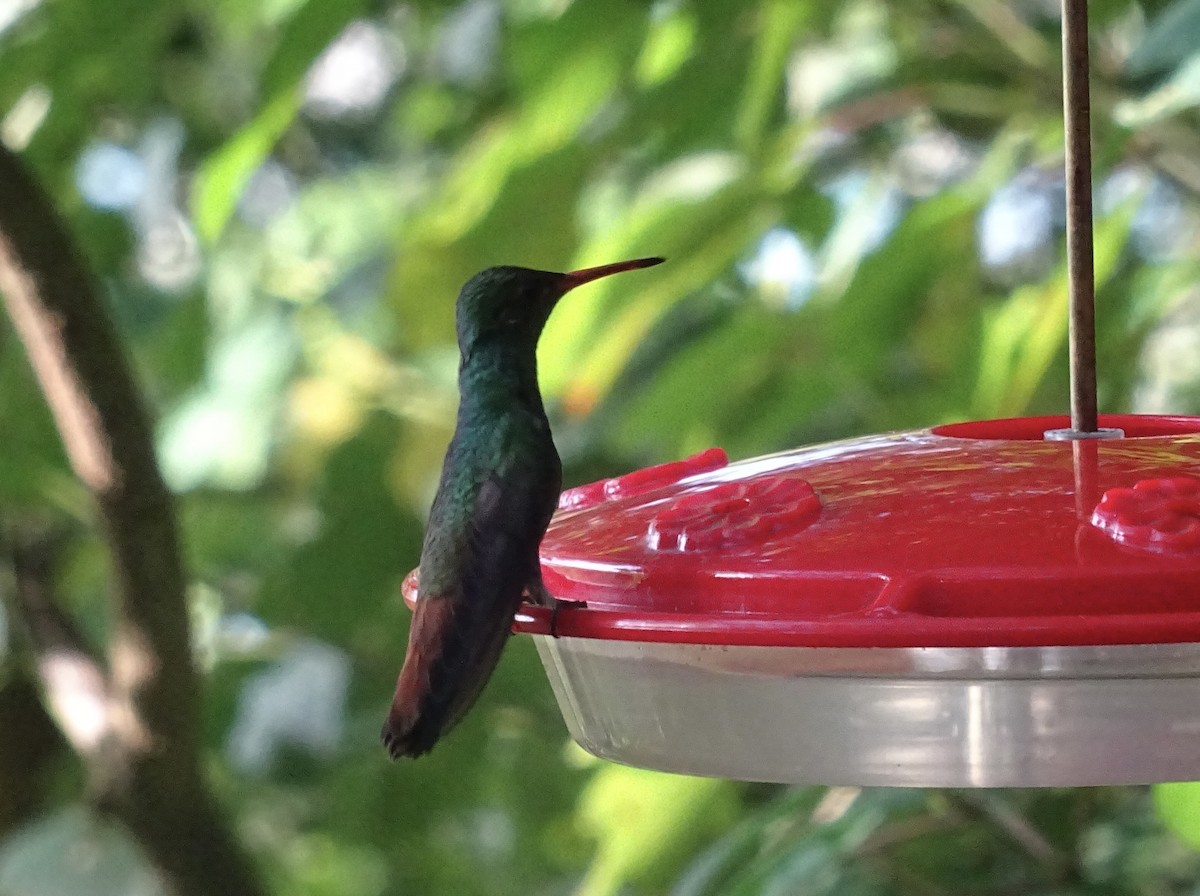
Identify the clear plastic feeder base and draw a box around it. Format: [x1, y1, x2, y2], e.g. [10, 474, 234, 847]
[534, 637, 1200, 786]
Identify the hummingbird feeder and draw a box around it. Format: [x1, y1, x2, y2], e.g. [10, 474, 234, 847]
[510, 0, 1200, 786]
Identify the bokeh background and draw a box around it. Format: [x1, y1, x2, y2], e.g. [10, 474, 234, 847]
[5, 0, 1200, 893]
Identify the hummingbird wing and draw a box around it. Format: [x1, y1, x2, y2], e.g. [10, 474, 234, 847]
[383, 460, 554, 758]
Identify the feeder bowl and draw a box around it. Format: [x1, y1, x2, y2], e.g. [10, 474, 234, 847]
[513, 414, 1200, 786]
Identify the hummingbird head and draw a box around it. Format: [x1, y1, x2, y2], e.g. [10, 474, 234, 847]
[454, 257, 664, 356]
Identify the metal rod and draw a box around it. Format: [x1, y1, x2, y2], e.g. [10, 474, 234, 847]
[1062, 0, 1098, 432]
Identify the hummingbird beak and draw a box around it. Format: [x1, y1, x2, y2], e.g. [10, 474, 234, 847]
[560, 256, 665, 292]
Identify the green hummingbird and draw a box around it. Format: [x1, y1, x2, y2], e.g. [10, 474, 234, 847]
[383, 256, 664, 758]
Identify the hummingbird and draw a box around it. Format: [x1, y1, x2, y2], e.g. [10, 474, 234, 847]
[383, 255, 665, 758]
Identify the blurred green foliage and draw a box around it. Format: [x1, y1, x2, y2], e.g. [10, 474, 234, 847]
[5, 0, 1200, 893]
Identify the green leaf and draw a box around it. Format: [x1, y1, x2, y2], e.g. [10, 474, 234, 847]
[734, 0, 810, 151]
[190, 0, 371, 242]
[191, 88, 301, 243]
[1155, 782, 1200, 850]
[576, 766, 740, 896]
[973, 203, 1136, 418]
[539, 166, 772, 407]
[1115, 52, 1200, 127]
[254, 412, 422, 643]
[636, 8, 698, 88]
[1125, 0, 1200, 77]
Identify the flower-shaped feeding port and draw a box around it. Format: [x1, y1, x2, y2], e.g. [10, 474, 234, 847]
[646, 476, 821, 552]
[1092, 476, 1200, 555]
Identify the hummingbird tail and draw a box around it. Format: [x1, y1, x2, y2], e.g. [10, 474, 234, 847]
[382, 671, 440, 759]
[382, 592, 512, 759]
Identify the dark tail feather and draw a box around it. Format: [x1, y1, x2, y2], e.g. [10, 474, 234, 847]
[382, 594, 513, 758]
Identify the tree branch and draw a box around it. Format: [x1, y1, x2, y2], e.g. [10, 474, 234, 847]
[0, 144, 267, 896]
[0, 671, 65, 838]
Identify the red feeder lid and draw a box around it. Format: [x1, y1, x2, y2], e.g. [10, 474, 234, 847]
[516, 414, 1200, 649]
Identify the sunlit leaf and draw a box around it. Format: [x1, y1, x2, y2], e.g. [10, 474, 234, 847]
[734, 0, 809, 151]
[1154, 782, 1200, 851]
[636, 8, 698, 88]
[576, 766, 740, 896]
[974, 204, 1136, 417]
[192, 89, 301, 243]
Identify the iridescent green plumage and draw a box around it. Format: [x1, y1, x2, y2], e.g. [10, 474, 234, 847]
[383, 258, 663, 758]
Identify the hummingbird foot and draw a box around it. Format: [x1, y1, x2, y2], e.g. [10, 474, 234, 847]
[526, 579, 585, 637]
[547, 598, 586, 638]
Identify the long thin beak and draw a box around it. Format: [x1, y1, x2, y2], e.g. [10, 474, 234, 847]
[561, 256, 665, 291]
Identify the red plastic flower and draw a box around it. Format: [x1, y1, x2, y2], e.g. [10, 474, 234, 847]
[1091, 476, 1200, 554]
[647, 475, 821, 552]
